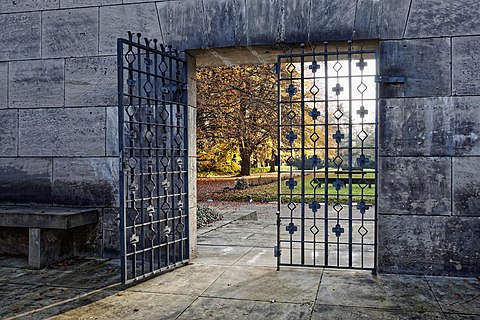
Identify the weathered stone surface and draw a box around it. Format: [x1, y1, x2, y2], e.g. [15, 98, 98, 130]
[187, 106, 196, 157]
[0, 12, 41, 61]
[42, 8, 99, 58]
[0, 0, 58, 13]
[65, 56, 116, 107]
[452, 36, 480, 96]
[0, 63, 7, 109]
[309, 0, 356, 42]
[203, 0, 236, 47]
[380, 97, 480, 156]
[156, 0, 204, 50]
[354, 0, 410, 39]
[0, 158, 52, 203]
[312, 305, 443, 320]
[60, 0, 121, 8]
[52, 158, 119, 206]
[18, 107, 105, 156]
[379, 38, 451, 98]
[283, 0, 310, 43]
[102, 208, 120, 257]
[9, 59, 64, 108]
[246, 0, 282, 45]
[99, 3, 162, 55]
[453, 157, 480, 217]
[379, 157, 451, 215]
[106, 107, 119, 157]
[0, 109, 17, 156]
[405, 0, 480, 38]
[379, 215, 480, 276]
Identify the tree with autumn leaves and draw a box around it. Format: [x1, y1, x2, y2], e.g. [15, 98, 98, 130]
[197, 65, 277, 176]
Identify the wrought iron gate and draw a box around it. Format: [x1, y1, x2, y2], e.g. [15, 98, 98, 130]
[276, 42, 378, 272]
[118, 32, 189, 284]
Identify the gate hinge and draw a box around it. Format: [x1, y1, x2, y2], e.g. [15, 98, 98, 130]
[274, 246, 282, 257]
[375, 75, 406, 84]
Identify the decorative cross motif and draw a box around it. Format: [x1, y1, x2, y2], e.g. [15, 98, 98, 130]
[356, 105, 368, 118]
[309, 108, 321, 120]
[286, 178, 297, 190]
[309, 200, 321, 213]
[309, 154, 320, 167]
[286, 131, 297, 143]
[357, 201, 371, 214]
[356, 154, 370, 168]
[332, 179, 345, 191]
[332, 83, 344, 96]
[286, 84, 298, 97]
[309, 60, 320, 73]
[286, 222, 297, 235]
[356, 58, 368, 71]
[332, 224, 345, 237]
[333, 130, 344, 144]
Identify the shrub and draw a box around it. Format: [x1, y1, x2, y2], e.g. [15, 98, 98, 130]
[234, 178, 249, 190]
[197, 205, 224, 228]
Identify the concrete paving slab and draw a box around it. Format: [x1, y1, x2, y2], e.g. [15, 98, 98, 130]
[0, 283, 87, 319]
[193, 245, 253, 266]
[312, 304, 444, 319]
[317, 270, 440, 312]
[203, 265, 322, 304]
[235, 247, 277, 268]
[48, 292, 196, 320]
[128, 264, 228, 296]
[427, 276, 480, 315]
[177, 296, 312, 320]
[197, 233, 256, 246]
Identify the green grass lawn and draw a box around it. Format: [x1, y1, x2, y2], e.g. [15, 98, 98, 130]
[213, 172, 376, 204]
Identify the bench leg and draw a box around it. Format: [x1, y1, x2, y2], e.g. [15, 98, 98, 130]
[29, 227, 44, 269]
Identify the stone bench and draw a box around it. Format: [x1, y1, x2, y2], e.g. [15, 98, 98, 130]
[0, 206, 98, 269]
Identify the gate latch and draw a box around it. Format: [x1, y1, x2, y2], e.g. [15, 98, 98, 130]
[375, 75, 406, 84]
[274, 246, 282, 257]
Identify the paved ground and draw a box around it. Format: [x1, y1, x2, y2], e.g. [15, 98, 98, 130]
[0, 202, 479, 319]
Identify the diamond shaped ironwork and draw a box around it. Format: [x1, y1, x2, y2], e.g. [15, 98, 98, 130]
[160, 108, 169, 121]
[333, 109, 344, 120]
[358, 225, 368, 237]
[358, 179, 369, 189]
[146, 227, 157, 241]
[332, 156, 343, 168]
[161, 201, 171, 214]
[357, 82, 367, 94]
[333, 61, 342, 72]
[310, 132, 320, 143]
[160, 156, 169, 167]
[333, 202, 343, 213]
[159, 61, 168, 73]
[310, 84, 320, 96]
[145, 179, 156, 193]
[145, 130, 154, 142]
[125, 50, 136, 64]
[310, 225, 319, 236]
[310, 177, 321, 189]
[286, 63, 296, 74]
[174, 133, 183, 146]
[357, 130, 368, 141]
[176, 222, 185, 234]
[286, 156, 295, 166]
[128, 157, 138, 169]
[287, 110, 296, 120]
[287, 202, 297, 211]
[144, 80, 153, 94]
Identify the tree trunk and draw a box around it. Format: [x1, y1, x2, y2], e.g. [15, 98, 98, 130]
[239, 147, 252, 176]
[269, 149, 276, 172]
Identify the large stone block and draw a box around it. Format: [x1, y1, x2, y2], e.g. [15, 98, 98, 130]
[0, 12, 41, 61]
[202, 0, 236, 47]
[99, 3, 162, 55]
[42, 7, 99, 58]
[60, 0, 121, 9]
[354, 0, 410, 40]
[405, 0, 480, 38]
[0, 158, 52, 204]
[453, 157, 480, 217]
[0, 109, 17, 156]
[380, 97, 480, 156]
[379, 157, 451, 215]
[9, 59, 64, 108]
[156, 0, 204, 50]
[0, 0, 58, 13]
[246, 0, 282, 45]
[0, 63, 7, 109]
[18, 107, 105, 156]
[309, 0, 356, 42]
[53, 158, 119, 206]
[65, 56, 116, 107]
[106, 107, 119, 157]
[379, 38, 451, 98]
[187, 106, 196, 158]
[452, 36, 480, 96]
[283, 0, 310, 44]
[102, 208, 120, 257]
[379, 215, 480, 276]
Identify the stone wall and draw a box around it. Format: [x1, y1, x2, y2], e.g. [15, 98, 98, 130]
[0, 0, 478, 275]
